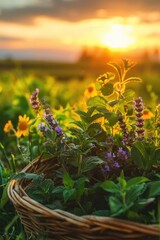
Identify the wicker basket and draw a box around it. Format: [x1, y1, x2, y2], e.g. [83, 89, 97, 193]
[8, 155, 160, 240]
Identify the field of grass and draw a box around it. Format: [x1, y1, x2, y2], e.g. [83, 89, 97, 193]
[0, 59, 160, 239]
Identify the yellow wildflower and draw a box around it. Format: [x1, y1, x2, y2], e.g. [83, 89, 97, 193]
[16, 115, 30, 138]
[84, 83, 97, 99]
[143, 110, 154, 120]
[4, 120, 13, 133]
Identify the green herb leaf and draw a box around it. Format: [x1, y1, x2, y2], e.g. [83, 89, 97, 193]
[100, 180, 119, 193]
[127, 177, 149, 188]
[0, 183, 9, 209]
[63, 188, 76, 203]
[81, 156, 104, 173]
[101, 83, 114, 96]
[63, 172, 74, 188]
[126, 183, 146, 204]
[148, 181, 160, 197]
[87, 96, 107, 107]
[13, 172, 40, 180]
[104, 112, 118, 126]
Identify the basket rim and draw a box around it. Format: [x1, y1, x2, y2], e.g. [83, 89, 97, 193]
[8, 155, 160, 236]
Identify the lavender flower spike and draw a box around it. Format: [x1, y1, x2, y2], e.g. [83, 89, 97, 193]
[55, 126, 63, 136]
[30, 88, 40, 112]
[42, 99, 63, 137]
[133, 97, 145, 140]
[117, 147, 128, 160]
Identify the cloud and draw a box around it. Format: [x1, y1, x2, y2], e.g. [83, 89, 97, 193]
[0, 0, 160, 24]
[0, 36, 21, 41]
[0, 47, 78, 62]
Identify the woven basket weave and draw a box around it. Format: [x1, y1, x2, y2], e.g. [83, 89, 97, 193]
[8, 155, 160, 240]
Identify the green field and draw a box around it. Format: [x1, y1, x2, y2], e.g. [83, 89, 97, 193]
[0, 59, 160, 239]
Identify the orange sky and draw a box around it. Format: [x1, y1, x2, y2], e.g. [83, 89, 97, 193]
[0, 0, 160, 61]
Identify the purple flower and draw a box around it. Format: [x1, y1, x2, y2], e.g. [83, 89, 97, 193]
[41, 99, 63, 137]
[117, 147, 128, 160]
[106, 152, 116, 159]
[104, 164, 110, 172]
[113, 161, 120, 168]
[133, 97, 145, 140]
[30, 88, 40, 112]
[38, 123, 48, 133]
[55, 126, 63, 136]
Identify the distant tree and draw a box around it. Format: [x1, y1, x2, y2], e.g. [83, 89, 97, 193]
[142, 49, 150, 62]
[78, 46, 93, 62]
[78, 46, 112, 63]
[153, 47, 159, 62]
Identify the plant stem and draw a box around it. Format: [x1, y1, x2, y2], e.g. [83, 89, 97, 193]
[77, 201, 86, 215]
[158, 197, 160, 224]
[157, 197, 160, 240]
[78, 155, 82, 175]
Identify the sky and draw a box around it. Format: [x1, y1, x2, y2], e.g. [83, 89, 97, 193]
[0, 0, 160, 62]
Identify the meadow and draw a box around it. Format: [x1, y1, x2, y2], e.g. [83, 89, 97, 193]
[0, 59, 160, 239]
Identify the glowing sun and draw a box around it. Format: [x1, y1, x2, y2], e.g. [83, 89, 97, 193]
[100, 23, 136, 50]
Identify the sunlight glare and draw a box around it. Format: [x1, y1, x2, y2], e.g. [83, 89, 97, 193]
[100, 23, 136, 50]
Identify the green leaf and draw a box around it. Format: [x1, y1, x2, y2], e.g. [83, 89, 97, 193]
[126, 183, 146, 204]
[127, 177, 149, 188]
[63, 172, 74, 188]
[0, 166, 3, 185]
[109, 196, 123, 214]
[117, 171, 126, 189]
[131, 141, 157, 170]
[28, 117, 38, 127]
[87, 96, 107, 107]
[31, 145, 39, 158]
[87, 122, 102, 135]
[148, 181, 160, 197]
[0, 166, 3, 197]
[108, 100, 119, 107]
[104, 112, 118, 126]
[76, 110, 88, 122]
[153, 148, 160, 163]
[73, 120, 87, 130]
[45, 128, 57, 141]
[52, 186, 64, 195]
[87, 106, 97, 116]
[63, 188, 76, 203]
[123, 89, 135, 102]
[0, 183, 9, 209]
[81, 156, 104, 173]
[89, 113, 104, 123]
[131, 142, 145, 169]
[41, 179, 54, 193]
[95, 81, 101, 90]
[75, 177, 88, 201]
[13, 172, 40, 180]
[4, 215, 19, 236]
[109, 196, 133, 217]
[101, 83, 114, 96]
[100, 180, 119, 193]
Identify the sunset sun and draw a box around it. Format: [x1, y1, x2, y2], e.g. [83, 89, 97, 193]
[100, 23, 136, 50]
